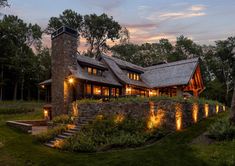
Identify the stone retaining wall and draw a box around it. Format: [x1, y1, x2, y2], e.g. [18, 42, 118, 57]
[74, 100, 226, 131]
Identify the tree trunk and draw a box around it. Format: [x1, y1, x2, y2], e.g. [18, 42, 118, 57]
[20, 78, 24, 101]
[230, 82, 235, 125]
[0, 64, 3, 101]
[13, 82, 18, 101]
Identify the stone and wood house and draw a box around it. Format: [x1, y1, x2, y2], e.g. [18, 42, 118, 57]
[39, 27, 205, 117]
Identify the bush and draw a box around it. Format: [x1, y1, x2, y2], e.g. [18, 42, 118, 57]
[207, 118, 235, 141]
[60, 116, 168, 152]
[35, 125, 68, 143]
[52, 114, 73, 124]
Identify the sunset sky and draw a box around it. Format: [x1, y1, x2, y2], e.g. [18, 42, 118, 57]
[1, 0, 235, 49]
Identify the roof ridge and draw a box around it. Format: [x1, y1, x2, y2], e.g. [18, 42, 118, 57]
[145, 58, 199, 71]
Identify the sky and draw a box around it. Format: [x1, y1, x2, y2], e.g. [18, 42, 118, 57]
[1, 0, 235, 49]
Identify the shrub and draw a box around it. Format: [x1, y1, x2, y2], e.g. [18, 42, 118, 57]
[60, 116, 168, 152]
[207, 118, 235, 141]
[52, 114, 73, 124]
[35, 125, 68, 143]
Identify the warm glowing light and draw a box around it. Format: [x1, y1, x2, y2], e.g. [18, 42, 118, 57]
[67, 124, 76, 130]
[126, 87, 131, 94]
[114, 114, 125, 123]
[192, 103, 198, 123]
[96, 115, 104, 120]
[44, 109, 48, 119]
[41, 85, 45, 88]
[72, 102, 78, 116]
[147, 102, 165, 129]
[54, 139, 64, 148]
[216, 105, 219, 114]
[223, 106, 226, 111]
[204, 104, 209, 118]
[68, 78, 74, 84]
[175, 103, 182, 131]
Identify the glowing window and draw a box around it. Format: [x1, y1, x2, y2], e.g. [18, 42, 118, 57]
[88, 67, 92, 75]
[93, 86, 101, 95]
[102, 87, 109, 96]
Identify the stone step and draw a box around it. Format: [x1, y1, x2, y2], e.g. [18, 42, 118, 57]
[62, 132, 74, 136]
[67, 129, 77, 133]
[45, 142, 54, 148]
[57, 134, 69, 139]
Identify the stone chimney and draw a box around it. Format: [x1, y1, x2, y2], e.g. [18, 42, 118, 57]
[51, 27, 78, 117]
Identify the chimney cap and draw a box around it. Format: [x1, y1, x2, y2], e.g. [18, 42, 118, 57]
[51, 26, 78, 39]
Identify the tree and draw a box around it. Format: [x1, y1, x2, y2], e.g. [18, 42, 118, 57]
[82, 13, 121, 57]
[0, 15, 42, 100]
[47, 9, 83, 33]
[230, 48, 235, 125]
[0, 0, 8, 7]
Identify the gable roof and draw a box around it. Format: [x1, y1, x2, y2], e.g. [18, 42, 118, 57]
[70, 59, 121, 86]
[142, 58, 199, 88]
[100, 54, 149, 88]
[100, 54, 145, 73]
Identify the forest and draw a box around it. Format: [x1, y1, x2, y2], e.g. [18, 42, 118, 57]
[0, 1, 234, 105]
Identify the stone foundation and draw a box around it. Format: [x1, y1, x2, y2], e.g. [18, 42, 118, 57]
[74, 100, 226, 131]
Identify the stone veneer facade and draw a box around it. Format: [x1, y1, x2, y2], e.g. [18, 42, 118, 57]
[51, 27, 78, 117]
[74, 100, 226, 131]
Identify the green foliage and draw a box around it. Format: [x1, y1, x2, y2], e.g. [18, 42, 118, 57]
[52, 114, 73, 124]
[35, 125, 68, 143]
[0, 101, 43, 114]
[47, 9, 83, 33]
[207, 118, 235, 141]
[82, 13, 121, 57]
[61, 117, 167, 152]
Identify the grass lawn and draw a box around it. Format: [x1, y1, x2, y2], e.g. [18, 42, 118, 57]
[0, 102, 234, 166]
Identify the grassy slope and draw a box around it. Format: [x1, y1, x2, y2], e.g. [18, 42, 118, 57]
[0, 103, 234, 166]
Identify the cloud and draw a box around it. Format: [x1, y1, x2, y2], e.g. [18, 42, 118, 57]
[188, 5, 206, 11]
[158, 12, 206, 20]
[147, 4, 207, 21]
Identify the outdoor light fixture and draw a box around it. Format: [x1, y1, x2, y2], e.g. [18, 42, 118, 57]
[44, 109, 49, 119]
[41, 85, 45, 88]
[68, 77, 74, 84]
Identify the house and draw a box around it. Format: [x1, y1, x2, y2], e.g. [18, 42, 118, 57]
[39, 27, 204, 116]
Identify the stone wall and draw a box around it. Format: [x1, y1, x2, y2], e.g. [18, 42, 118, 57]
[74, 100, 226, 131]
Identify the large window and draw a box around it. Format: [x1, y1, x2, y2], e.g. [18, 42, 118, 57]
[93, 85, 101, 95]
[127, 72, 140, 81]
[102, 87, 109, 96]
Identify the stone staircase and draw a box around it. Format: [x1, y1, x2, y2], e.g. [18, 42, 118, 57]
[45, 116, 96, 148]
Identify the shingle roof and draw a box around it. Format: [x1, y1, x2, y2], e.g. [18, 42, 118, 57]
[77, 54, 107, 70]
[142, 58, 199, 88]
[70, 63, 121, 86]
[101, 54, 149, 88]
[100, 54, 145, 73]
[40, 54, 200, 90]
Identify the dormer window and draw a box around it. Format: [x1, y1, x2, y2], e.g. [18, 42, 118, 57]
[128, 72, 140, 81]
[87, 67, 103, 76]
